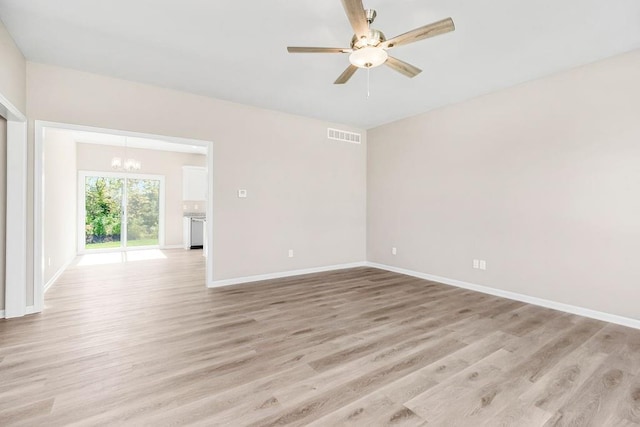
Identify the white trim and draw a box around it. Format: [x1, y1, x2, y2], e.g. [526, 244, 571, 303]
[206, 140, 214, 286]
[3, 98, 27, 318]
[0, 92, 26, 121]
[0, 310, 4, 319]
[208, 262, 367, 288]
[35, 121, 215, 316]
[25, 305, 37, 315]
[34, 121, 210, 148]
[34, 123, 45, 314]
[366, 262, 640, 330]
[43, 257, 75, 294]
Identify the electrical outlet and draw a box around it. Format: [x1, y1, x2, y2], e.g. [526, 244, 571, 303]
[392, 247, 397, 255]
[473, 259, 479, 269]
[238, 189, 247, 198]
[288, 249, 294, 258]
[479, 260, 487, 271]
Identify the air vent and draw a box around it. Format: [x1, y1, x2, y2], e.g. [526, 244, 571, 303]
[328, 128, 361, 144]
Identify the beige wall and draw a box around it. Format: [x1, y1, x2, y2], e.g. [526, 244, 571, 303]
[76, 143, 206, 247]
[26, 62, 366, 302]
[0, 117, 5, 310]
[43, 129, 77, 285]
[368, 50, 640, 321]
[0, 19, 25, 112]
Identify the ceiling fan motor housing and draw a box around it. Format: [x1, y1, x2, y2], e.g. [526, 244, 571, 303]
[351, 28, 386, 49]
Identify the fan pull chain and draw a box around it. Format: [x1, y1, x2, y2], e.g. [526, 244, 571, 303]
[367, 67, 371, 99]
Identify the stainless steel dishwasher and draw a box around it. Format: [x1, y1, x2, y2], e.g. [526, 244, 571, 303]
[190, 217, 204, 249]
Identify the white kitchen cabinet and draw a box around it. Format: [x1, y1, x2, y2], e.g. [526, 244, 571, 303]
[182, 166, 207, 201]
[183, 217, 191, 250]
[203, 220, 208, 258]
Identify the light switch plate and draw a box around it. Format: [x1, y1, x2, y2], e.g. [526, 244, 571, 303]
[479, 260, 487, 270]
[238, 189, 247, 198]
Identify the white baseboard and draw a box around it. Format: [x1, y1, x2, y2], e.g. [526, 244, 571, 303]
[366, 262, 640, 330]
[208, 262, 367, 288]
[3, 305, 54, 318]
[44, 257, 75, 294]
[162, 245, 184, 249]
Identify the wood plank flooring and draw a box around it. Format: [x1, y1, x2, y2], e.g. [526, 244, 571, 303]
[1, 249, 639, 426]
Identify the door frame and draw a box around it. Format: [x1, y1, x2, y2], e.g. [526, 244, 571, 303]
[1, 93, 27, 319]
[77, 171, 166, 254]
[35, 120, 214, 314]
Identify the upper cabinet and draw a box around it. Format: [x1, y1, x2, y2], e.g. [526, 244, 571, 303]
[183, 166, 207, 201]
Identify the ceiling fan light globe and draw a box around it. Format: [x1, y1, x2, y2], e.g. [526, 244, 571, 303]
[349, 46, 388, 69]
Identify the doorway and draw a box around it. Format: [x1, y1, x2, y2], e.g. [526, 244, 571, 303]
[34, 121, 214, 314]
[79, 172, 165, 252]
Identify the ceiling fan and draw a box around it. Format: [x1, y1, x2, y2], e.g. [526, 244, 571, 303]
[287, 0, 455, 84]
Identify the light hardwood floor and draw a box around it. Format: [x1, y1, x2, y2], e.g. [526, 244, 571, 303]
[1, 249, 639, 426]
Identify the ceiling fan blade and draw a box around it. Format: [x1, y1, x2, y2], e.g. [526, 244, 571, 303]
[385, 56, 422, 78]
[287, 47, 352, 54]
[334, 64, 358, 84]
[382, 18, 455, 49]
[340, 0, 369, 39]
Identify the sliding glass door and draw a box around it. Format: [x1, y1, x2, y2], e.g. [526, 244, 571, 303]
[83, 176, 124, 249]
[80, 172, 164, 252]
[126, 178, 161, 247]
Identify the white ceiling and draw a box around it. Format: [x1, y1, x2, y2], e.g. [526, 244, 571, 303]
[2, 0, 640, 129]
[69, 130, 207, 154]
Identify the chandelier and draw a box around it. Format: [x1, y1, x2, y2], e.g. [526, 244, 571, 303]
[111, 137, 141, 171]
